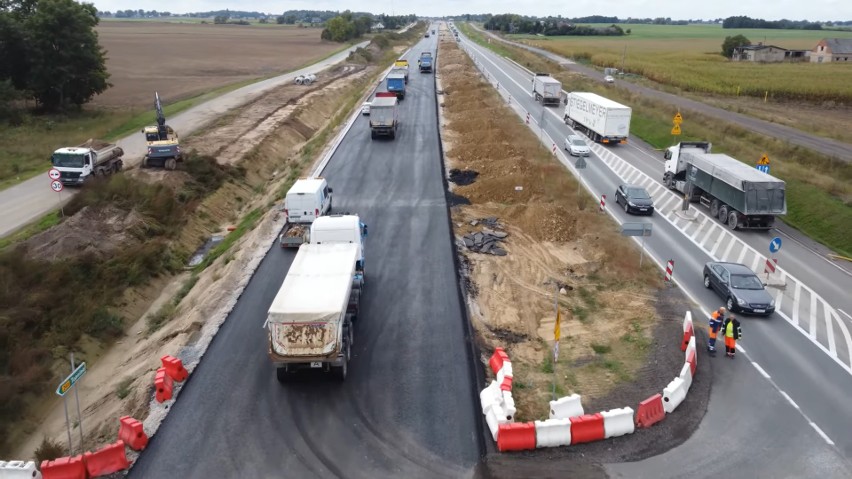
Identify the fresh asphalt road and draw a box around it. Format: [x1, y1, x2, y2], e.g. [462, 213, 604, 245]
[458, 33, 852, 473]
[0, 42, 369, 239]
[130, 34, 482, 479]
[472, 24, 852, 163]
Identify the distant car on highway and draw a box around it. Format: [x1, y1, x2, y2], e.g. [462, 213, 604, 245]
[604, 75, 615, 83]
[361, 102, 371, 115]
[614, 183, 654, 215]
[564, 135, 591, 157]
[703, 262, 776, 316]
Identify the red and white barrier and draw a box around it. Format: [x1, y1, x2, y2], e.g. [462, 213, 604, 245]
[569, 413, 605, 445]
[496, 361, 513, 391]
[549, 393, 584, 419]
[681, 311, 694, 352]
[0, 461, 42, 479]
[601, 407, 635, 438]
[665, 259, 675, 281]
[685, 336, 696, 363]
[525, 112, 530, 124]
[534, 418, 572, 447]
[551, 144, 557, 155]
[662, 376, 687, 413]
[480, 381, 510, 440]
[599, 194, 606, 212]
[481, 349, 518, 440]
[635, 394, 665, 428]
[497, 422, 537, 452]
[679, 362, 693, 392]
[764, 257, 777, 275]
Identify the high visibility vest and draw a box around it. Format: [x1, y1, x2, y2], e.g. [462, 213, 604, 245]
[726, 321, 735, 338]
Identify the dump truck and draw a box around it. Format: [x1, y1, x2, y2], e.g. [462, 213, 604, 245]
[386, 72, 406, 100]
[370, 92, 399, 140]
[418, 52, 433, 73]
[266, 243, 363, 382]
[563, 92, 631, 145]
[394, 59, 410, 82]
[390, 66, 409, 84]
[531, 73, 562, 106]
[50, 139, 124, 186]
[279, 177, 333, 247]
[663, 142, 787, 230]
[142, 92, 182, 170]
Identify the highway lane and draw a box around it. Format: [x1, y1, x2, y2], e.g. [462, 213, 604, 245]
[0, 42, 370, 239]
[456, 32, 852, 468]
[470, 24, 852, 163]
[130, 33, 482, 478]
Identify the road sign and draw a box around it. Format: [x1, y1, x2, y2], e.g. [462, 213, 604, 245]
[769, 236, 782, 254]
[50, 180, 63, 193]
[48, 168, 61, 181]
[621, 222, 653, 237]
[575, 157, 587, 169]
[672, 112, 683, 124]
[756, 164, 770, 174]
[56, 362, 86, 397]
[671, 124, 682, 135]
[758, 154, 770, 165]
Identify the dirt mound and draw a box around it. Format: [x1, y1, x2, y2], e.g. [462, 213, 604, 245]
[22, 205, 146, 261]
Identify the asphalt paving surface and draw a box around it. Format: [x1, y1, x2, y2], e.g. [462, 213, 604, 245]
[458, 32, 852, 477]
[473, 25, 852, 163]
[129, 34, 483, 479]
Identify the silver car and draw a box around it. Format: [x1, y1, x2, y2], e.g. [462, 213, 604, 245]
[564, 135, 590, 157]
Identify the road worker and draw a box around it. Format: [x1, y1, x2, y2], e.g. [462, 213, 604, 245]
[708, 307, 725, 354]
[722, 314, 743, 358]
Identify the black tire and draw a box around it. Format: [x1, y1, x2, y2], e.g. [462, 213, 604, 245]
[624, 202, 629, 213]
[718, 205, 728, 222]
[727, 211, 738, 230]
[726, 297, 736, 312]
[165, 158, 177, 171]
[333, 347, 348, 381]
[710, 199, 720, 218]
[664, 174, 673, 189]
[703, 275, 711, 288]
[276, 366, 291, 383]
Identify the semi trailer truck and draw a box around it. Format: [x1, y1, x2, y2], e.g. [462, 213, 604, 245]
[563, 92, 631, 145]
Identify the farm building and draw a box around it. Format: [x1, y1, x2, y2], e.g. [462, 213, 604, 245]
[731, 43, 807, 62]
[810, 38, 852, 63]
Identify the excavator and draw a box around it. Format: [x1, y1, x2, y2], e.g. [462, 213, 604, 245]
[141, 92, 182, 170]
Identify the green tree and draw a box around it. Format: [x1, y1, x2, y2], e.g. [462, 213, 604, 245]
[721, 34, 751, 58]
[0, 10, 30, 91]
[324, 16, 352, 42]
[24, 0, 110, 110]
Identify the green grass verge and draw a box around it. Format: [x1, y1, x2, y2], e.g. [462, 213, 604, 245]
[193, 208, 263, 273]
[0, 211, 61, 250]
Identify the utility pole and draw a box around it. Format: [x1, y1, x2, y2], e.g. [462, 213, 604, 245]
[621, 46, 627, 73]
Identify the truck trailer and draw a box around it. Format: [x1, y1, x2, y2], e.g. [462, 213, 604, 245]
[369, 92, 399, 140]
[386, 73, 407, 100]
[563, 92, 631, 145]
[663, 142, 787, 230]
[532, 73, 562, 106]
[50, 139, 124, 185]
[266, 243, 363, 382]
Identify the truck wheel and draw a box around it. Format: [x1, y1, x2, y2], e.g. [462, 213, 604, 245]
[727, 211, 739, 230]
[664, 174, 673, 189]
[710, 199, 720, 217]
[165, 158, 177, 170]
[718, 205, 728, 222]
[334, 346, 348, 381]
[276, 366, 292, 383]
[114, 161, 123, 173]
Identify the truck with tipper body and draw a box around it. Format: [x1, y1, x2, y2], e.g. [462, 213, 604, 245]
[279, 177, 333, 247]
[390, 66, 409, 84]
[369, 92, 399, 140]
[266, 243, 363, 382]
[532, 73, 562, 106]
[419, 52, 433, 73]
[50, 139, 124, 186]
[563, 92, 631, 145]
[393, 59, 410, 82]
[663, 142, 787, 230]
[386, 73, 406, 100]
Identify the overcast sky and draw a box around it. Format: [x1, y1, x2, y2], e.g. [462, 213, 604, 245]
[92, 0, 851, 22]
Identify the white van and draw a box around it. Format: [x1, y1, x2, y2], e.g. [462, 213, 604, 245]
[284, 177, 333, 224]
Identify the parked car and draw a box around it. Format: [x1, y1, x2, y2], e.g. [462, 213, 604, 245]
[361, 102, 371, 115]
[604, 75, 615, 83]
[614, 184, 654, 215]
[703, 262, 775, 316]
[564, 135, 591, 157]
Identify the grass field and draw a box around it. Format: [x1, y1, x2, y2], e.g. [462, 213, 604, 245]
[0, 21, 345, 189]
[509, 24, 852, 104]
[460, 23, 852, 257]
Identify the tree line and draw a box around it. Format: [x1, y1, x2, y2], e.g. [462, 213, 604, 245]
[1, 0, 110, 114]
[723, 15, 822, 30]
[483, 14, 625, 36]
[320, 11, 416, 42]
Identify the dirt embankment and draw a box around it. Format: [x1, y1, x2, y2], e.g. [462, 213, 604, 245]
[9, 57, 384, 459]
[438, 27, 709, 471]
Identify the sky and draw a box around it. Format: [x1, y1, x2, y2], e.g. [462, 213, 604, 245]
[91, 0, 851, 22]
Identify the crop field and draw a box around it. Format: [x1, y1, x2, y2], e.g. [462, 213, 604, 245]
[510, 24, 852, 103]
[93, 21, 341, 108]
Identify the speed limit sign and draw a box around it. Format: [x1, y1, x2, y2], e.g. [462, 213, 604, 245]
[48, 168, 61, 181]
[50, 180, 63, 192]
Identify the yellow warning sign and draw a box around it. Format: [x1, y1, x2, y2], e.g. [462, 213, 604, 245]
[673, 112, 683, 124]
[671, 124, 682, 135]
[758, 154, 770, 165]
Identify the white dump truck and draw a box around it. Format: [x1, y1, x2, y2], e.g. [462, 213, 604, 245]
[563, 92, 631, 145]
[266, 243, 363, 382]
[531, 73, 562, 106]
[50, 139, 124, 185]
[279, 177, 333, 248]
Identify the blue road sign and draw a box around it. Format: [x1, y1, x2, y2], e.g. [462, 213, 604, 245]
[756, 165, 770, 174]
[769, 237, 782, 254]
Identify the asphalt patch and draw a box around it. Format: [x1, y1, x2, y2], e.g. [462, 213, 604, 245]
[446, 191, 471, 206]
[449, 168, 479, 186]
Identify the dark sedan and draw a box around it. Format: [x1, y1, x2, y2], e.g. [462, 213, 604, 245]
[703, 262, 776, 316]
[614, 184, 654, 215]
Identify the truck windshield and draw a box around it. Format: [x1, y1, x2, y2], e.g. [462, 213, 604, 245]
[52, 153, 85, 168]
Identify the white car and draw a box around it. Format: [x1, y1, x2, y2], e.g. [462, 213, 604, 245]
[564, 135, 591, 157]
[361, 102, 371, 115]
[604, 75, 615, 83]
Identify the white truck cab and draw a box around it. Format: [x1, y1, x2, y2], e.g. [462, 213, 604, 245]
[310, 214, 367, 281]
[284, 177, 333, 224]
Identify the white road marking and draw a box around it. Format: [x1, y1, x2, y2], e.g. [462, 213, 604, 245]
[775, 288, 784, 312]
[751, 362, 771, 379]
[779, 391, 800, 409]
[810, 293, 818, 339]
[839, 309, 852, 322]
[793, 283, 802, 327]
[810, 422, 836, 446]
[722, 237, 737, 262]
[751, 253, 761, 272]
[736, 246, 748, 263]
[710, 231, 725, 256]
[690, 216, 709, 241]
[735, 344, 747, 354]
[825, 305, 837, 355]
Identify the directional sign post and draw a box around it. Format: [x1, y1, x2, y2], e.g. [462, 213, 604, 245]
[769, 236, 782, 254]
[56, 357, 86, 455]
[50, 179, 66, 217]
[756, 153, 771, 174]
[621, 222, 653, 267]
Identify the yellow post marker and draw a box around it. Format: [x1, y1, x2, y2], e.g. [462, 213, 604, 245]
[671, 124, 682, 135]
[672, 112, 683, 125]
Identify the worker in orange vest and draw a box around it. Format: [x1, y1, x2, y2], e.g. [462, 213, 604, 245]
[708, 307, 725, 354]
[723, 314, 743, 358]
